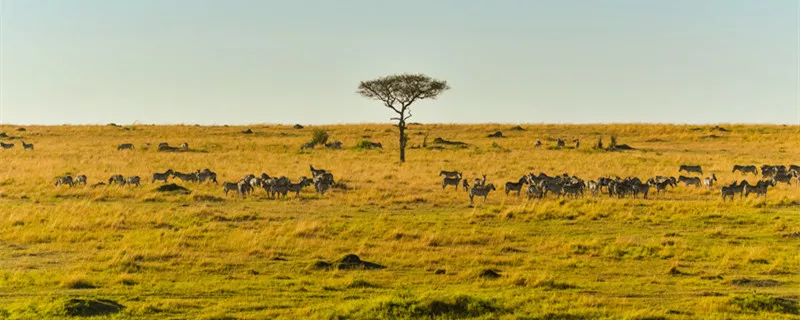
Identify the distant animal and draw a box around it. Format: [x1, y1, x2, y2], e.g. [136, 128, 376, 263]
[363, 141, 383, 149]
[286, 177, 312, 197]
[117, 143, 134, 151]
[223, 182, 239, 197]
[504, 176, 528, 196]
[0, 142, 14, 149]
[469, 183, 497, 204]
[678, 176, 701, 187]
[442, 173, 462, 192]
[720, 185, 737, 201]
[439, 170, 460, 178]
[533, 140, 542, 148]
[573, 139, 580, 148]
[74, 175, 87, 185]
[197, 169, 218, 184]
[301, 142, 315, 150]
[125, 176, 141, 187]
[462, 179, 470, 192]
[473, 175, 487, 189]
[55, 176, 74, 187]
[732, 165, 758, 175]
[21, 141, 33, 150]
[771, 171, 797, 185]
[703, 174, 717, 188]
[324, 141, 343, 149]
[679, 165, 703, 175]
[745, 180, 775, 199]
[556, 139, 566, 148]
[237, 179, 253, 198]
[310, 165, 327, 178]
[180, 142, 189, 150]
[158, 142, 169, 149]
[152, 169, 174, 183]
[108, 174, 125, 186]
[526, 184, 543, 199]
[631, 182, 650, 199]
[172, 171, 198, 182]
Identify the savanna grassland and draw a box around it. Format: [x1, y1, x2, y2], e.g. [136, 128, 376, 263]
[0, 123, 799, 320]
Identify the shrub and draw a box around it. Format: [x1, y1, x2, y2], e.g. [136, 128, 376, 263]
[311, 129, 329, 146]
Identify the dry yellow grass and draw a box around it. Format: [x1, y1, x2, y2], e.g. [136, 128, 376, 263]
[0, 123, 798, 319]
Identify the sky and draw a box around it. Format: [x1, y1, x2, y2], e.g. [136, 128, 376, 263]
[0, 0, 798, 125]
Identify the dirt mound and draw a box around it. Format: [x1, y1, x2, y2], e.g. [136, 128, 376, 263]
[16, 127, 25, 132]
[614, 144, 635, 150]
[0, 132, 7, 138]
[337, 254, 385, 270]
[64, 299, 125, 317]
[479, 269, 501, 279]
[309, 260, 333, 270]
[646, 138, 667, 142]
[731, 278, 780, 287]
[487, 131, 504, 138]
[242, 129, 254, 134]
[509, 125, 525, 131]
[155, 183, 190, 193]
[702, 134, 722, 139]
[712, 125, 730, 132]
[293, 124, 304, 129]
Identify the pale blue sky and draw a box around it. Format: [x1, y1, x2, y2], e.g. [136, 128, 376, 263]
[0, 0, 798, 125]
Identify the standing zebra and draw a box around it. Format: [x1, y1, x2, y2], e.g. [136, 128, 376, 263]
[117, 143, 134, 151]
[703, 174, 717, 189]
[223, 182, 239, 197]
[679, 165, 703, 175]
[197, 169, 218, 184]
[504, 176, 528, 196]
[125, 176, 141, 187]
[173, 171, 198, 182]
[152, 169, 174, 183]
[0, 142, 14, 149]
[55, 176, 74, 187]
[180, 142, 189, 150]
[442, 173, 462, 192]
[469, 184, 497, 204]
[732, 165, 758, 175]
[21, 141, 33, 150]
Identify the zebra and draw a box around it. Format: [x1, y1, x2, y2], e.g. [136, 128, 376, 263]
[533, 140, 542, 148]
[504, 176, 528, 196]
[732, 165, 758, 175]
[197, 169, 218, 184]
[286, 177, 312, 197]
[237, 179, 253, 198]
[556, 139, 566, 148]
[469, 183, 496, 204]
[312, 173, 334, 195]
[223, 182, 239, 197]
[562, 183, 584, 198]
[74, 175, 87, 186]
[678, 165, 703, 175]
[720, 185, 737, 201]
[573, 139, 580, 149]
[173, 171, 198, 183]
[324, 141, 343, 149]
[745, 180, 775, 199]
[462, 179, 470, 192]
[158, 142, 169, 149]
[648, 179, 672, 195]
[151, 169, 173, 183]
[0, 142, 14, 149]
[180, 142, 189, 150]
[108, 174, 125, 186]
[117, 143, 134, 151]
[309, 165, 327, 178]
[631, 182, 650, 199]
[587, 180, 600, 196]
[473, 175, 487, 189]
[439, 170, 460, 178]
[678, 176, 701, 187]
[542, 180, 564, 198]
[771, 171, 796, 186]
[55, 176, 74, 187]
[301, 142, 315, 150]
[125, 176, 141, 187]
[703, 174, 717, 189]
[442, 173, 462, 192]
[21, 141, 33, 150]
[526, 184, 544, 199]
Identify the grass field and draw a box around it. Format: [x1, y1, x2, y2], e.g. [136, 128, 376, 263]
[0, 123, 798, 319]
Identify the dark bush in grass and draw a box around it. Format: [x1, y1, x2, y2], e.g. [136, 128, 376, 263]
[311, 129, 329, 146]
[729, 294, 798, 314]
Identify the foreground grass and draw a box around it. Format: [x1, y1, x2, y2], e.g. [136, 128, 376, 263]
[0, 123, 798, 319]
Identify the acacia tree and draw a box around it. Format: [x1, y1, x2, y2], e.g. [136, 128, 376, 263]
[357, 74, 450, 162]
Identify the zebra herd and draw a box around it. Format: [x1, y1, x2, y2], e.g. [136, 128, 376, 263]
[117, 142, 189, 151]
[0, 141, 33, 150]
[53, 165, 336, 199]
[441, 164, 800, 204]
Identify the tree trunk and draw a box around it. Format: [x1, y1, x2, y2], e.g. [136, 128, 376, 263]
[398, 121, 406, 162]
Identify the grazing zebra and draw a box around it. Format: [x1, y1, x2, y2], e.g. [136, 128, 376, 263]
[125, 176, 141, 187]
[678, 165, 703, 175]
[55, 176, 74, 187]
[732, 165, 758, 175]
[556, 139, 566, 148]
[562, 183, 584, 198]
[21, 141, 33, 150]
[108, 174, 125, 186]
[117, 143, 134, 151]
[720, 185, 737, 201]
[173, 171, 198, 182]
[469, 183, 497, 204]
[442, 173, 462, 192]
[223, 182, 241, 197]
[197, 169, 218, 184]
[504, 176, 528, 196]
[74, 175, 87, 186]
[301, 142, 315, 150]
[648, 179, 672, 195]
[533, 140, 542, 148]
[152, 169, 174, 183]
[703, 174, 717, 188]
[462, 179, 470, 192]
[0, 142, 14, 149]
[180, 142, 189, 150]
[678, 176, 701, 187]
[286, 177, 312, 197]
[542, 180, 564, 198]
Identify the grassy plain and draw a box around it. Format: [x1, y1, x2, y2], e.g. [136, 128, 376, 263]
[0, 123, 798, 319]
